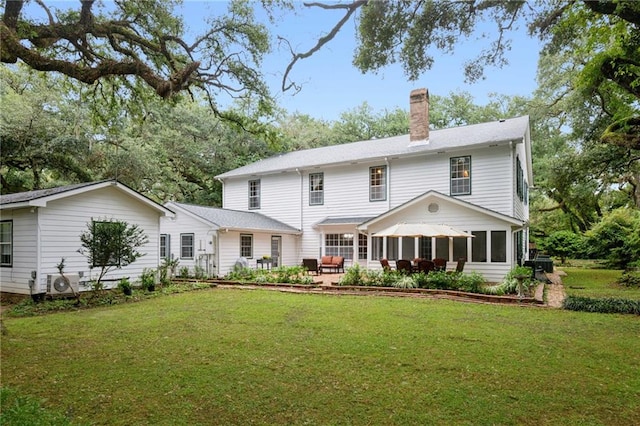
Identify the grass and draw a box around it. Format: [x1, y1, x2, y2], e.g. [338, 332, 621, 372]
[2, 288, 639, 425]
[559, 267, 640, 300]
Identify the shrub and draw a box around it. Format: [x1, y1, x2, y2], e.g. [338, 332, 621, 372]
[140, 268, 156, 290]
[392, 275, 416, 289]
[117, 277, 132, 295]
[339, 264, 365, 286]
[425, 270, 455, 290]
[585, 208, 640, 269]
[542, 231, 584, 264]
[619, 270, 640, 288]
[563, 295, 640, 315]
[457, 272, 486, 293]
[194, 265, 206, 279]
[178, 266, 190, 278]
[412, 272, 430, 289]
[482, 266, 535, 296]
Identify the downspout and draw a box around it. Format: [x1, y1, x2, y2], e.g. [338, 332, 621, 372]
[385, 157, 391, 211]
[296, 168, 303, 231]
[296, 168, 303, 261]
[216, 177, 224, 206]
[35, 207, 42, 294]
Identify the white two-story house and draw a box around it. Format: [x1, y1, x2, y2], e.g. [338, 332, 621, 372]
[215, 89, 532, 282]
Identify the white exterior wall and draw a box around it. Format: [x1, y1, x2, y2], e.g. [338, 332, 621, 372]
[217, 231, 300, 276]
[223, 173, 302, 229]
[0, 208, 38, 294]
[220, 145, 527, 281]
[513, 140, 529, 221]
[160, 212, 215, 277]
[34, 187, 162, 292]
[363, 197, 516, 282]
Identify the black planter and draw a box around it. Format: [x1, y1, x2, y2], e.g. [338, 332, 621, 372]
[123, 288, 132, 296]
[147, 285, 155, 292]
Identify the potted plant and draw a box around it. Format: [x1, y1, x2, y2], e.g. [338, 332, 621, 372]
[140, 268, 156, 292]
[118, 277, 132, 296]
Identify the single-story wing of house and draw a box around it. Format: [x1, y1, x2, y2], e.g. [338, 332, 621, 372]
[0, 180, 174, 296]
[160, 202, 301, 277]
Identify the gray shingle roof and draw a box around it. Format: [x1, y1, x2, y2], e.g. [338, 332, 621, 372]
[315, 217, 376, 226]
[169, 202, 300, 233]
[0, 180, 109, 205]
[217, 116, 529, 179]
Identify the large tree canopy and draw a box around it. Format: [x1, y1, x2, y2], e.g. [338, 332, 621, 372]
[287, 0, 639, 149]
[0, 0, 276, 120]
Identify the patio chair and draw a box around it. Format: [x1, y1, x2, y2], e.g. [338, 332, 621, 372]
[432, 258, 447, 271]
[380, 258, 392, 272]
[396, 259, 413, 274]
[447, 258, 466, 275]
[417, 260, 435, 274]
[302, 258, 321, 275]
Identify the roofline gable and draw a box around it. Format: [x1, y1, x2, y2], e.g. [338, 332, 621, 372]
[1, 180, 174, 217]
[164, 201, 220, 229]
[357, 190, 524, 231]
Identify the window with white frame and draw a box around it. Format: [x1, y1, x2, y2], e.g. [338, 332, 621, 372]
[386, 237, 399, 260]
[358, 233, 368, 260]
[450, 156, 471, 195]
[418, 237, 432, 260]
[471, 231, 487, 262]
[491, 231, 507, 262]
[0, 221, 12, 267]
[453, 237, 468, 261]
[371, 236, 383, 260]
[309, 173, 324, 205]
[516, 156, 524, 201]
[160, 234, 170, 259]
[180, 233, 194, 259]
[370, 166, 387, 201]
[325, 233, 354, 260]
[248, 179, 260, 209]
[240, 234, 253, 258]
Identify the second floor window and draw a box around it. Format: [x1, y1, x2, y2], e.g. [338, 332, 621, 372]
[181, 233, 194, 259]
[516, 156, 524, 201]
[370, 166, 387, 201]
[309, 173, 324, 205]
[249, 179, 260, 209]
[451, 156, 471, 195]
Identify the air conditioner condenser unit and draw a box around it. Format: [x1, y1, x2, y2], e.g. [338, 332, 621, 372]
[47, 274, 80, 296]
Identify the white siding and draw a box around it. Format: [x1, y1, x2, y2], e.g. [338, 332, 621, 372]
[223, 173, 302, 228]
[0, 208, 38, 294]
[217, 231, 300, 276]
[363, 196, 516, 282]
[160, 211, 215, 277]
[221, 144, 527, 281]
[35, 186, 162, 292]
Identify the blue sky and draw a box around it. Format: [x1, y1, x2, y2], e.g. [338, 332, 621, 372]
[24, 1, 542, 122]
[179, 2, 542, 121]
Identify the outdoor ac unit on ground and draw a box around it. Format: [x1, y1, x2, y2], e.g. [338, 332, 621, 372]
[47, 274, 80, 296]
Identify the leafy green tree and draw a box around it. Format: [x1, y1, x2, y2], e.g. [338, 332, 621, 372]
[287, 1, 639, 152]
[541, 231, 584, 264]
[78, 219, 149, 292]
[332, 102, 408, 142]
[1, 0, 276, 123]
[585, 208, 640, 269]
[0, 66, 94, 192]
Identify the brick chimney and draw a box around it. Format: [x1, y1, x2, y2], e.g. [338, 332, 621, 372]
[409, 88, 429, 142]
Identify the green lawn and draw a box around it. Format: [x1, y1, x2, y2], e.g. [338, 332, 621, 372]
[2, 289, 639, 425]
[560, 267, 640, 300]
